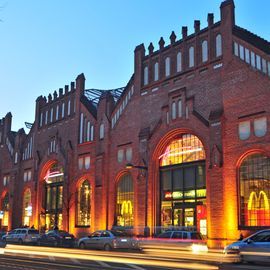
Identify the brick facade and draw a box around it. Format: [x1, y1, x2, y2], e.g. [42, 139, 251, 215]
[0, 0, 270, 248]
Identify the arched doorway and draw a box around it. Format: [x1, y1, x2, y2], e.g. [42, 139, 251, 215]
[239, 153, 270, 227]
[42, 162, 64, 230]
[159, 134, 207, 235]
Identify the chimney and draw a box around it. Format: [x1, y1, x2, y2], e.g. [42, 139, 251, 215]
[194, 20, 200, 33]
[71, 82, 75, 91]
[64, 85, 69, 94]
[182, 26, 188, 39]
[208, 13, 214, 27]
[220, 0, 235, 26]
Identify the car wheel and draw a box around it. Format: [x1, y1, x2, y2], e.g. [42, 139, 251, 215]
[104, 244, 112, 251]
[18, 239, 23, 245]
[79, 242, 86, 249]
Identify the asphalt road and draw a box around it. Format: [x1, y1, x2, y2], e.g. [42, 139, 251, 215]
[0, 245, 269, 270]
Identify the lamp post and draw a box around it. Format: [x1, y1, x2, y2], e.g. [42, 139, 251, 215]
[126, 162, 149, 237]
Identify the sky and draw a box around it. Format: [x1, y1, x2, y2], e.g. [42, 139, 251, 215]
[0, 0, 269, 132]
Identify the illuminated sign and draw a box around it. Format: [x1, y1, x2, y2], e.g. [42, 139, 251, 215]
[164, 189, 206, 200]
[44, 170, 64, 184]
[0, 210, 3, 219]
[196, 189, 206, 197]
[121, 200, 133, 215]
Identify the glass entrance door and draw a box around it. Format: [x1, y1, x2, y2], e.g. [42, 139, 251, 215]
[184, 208, 195, 227]
[173, 207, 195, 227]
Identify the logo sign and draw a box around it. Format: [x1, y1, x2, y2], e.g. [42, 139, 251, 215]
[0, 210, 4, 219]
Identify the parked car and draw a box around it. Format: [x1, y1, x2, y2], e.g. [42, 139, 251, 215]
[78, 230, 140, 251]
[37, 230, 75, 247]
[4, 228, 39, 244]
[0, 232, 7, 248]
[140, 230, 208, 253]
[224, 229, 270, 263]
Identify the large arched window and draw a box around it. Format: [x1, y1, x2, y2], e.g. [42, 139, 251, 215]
[2, 193, 9, 227]
[22, 189, 32, 227]
[116, 174, 134, 227]
[239, 153, 270, 227]
[77, 180, 91, 226]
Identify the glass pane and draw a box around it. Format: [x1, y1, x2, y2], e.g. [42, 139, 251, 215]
[184, 167, 195, 190]
[173, 169, 183, 190]
[58, 186, 63, 209]
[239, 121, 250, 140]
[161, 171, 171, 191]
[51, 187, 57, 210]
[197, 166, 205, 187]
[161, 201, 172, 227]
[254, 117, 267, 137]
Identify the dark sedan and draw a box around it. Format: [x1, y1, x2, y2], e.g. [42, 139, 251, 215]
[37, 230, 75, 247]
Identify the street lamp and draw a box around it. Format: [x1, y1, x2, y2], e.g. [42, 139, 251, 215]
[126, 162, 149, 237]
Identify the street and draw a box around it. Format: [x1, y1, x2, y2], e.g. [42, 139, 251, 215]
[0, 245, 269, 270]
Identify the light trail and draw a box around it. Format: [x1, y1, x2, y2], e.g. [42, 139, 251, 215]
[3, 245, 220, 270]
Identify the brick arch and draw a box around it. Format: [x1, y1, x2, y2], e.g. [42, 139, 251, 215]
[39, 159, 59, 182]
[149, 128, 208, 231]
[114, 170, 132, 185]
[236, 148, 269, 169]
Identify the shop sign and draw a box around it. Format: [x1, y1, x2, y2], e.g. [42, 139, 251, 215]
[164, 191, 183, 200]
[0, 210, 3, 219]
[184, 190, 196, 198]
[196, 189, 206, 197]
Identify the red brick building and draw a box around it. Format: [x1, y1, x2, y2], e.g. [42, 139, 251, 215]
[0, 0, 270, 247]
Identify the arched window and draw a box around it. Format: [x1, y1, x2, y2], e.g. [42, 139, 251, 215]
[189, 46, 194, 68]
[143, 66, 148, 85]
[160, 134, 205, 166]
[22, 189, 31, 227]
[239, 153, 270, 226]
[216, 34, 222, 57]
[2, 193, 9, 227]
[165, 57, 170, 77]
[177, 52, 182, 72]
[154, 62, 159, 81]
[99, 123, 104, 139]
[171, 101, 176, 119]
[202, 40, 208, 62]
[77, 180, 91, 226]
[116, 174, 134, 227]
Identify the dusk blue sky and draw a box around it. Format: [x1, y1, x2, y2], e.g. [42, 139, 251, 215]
[0, 0, 269, 131]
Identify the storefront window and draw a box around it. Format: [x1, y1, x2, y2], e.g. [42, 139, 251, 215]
[2, 193, 9, 227]
[22, 189, 32, 227]
[76, 180, 91, 226]
[116, 174, 134, 227]
[44, 163, 64, 230]
[239, 153, 270, 226]
[160, 134, 207, 235]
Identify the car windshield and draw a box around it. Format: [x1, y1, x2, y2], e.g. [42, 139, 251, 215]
[191, 232, 203, 240]
[28, 230, 39, 234]
[111, 230, 131, 237]
[58, 230, 70, 236]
